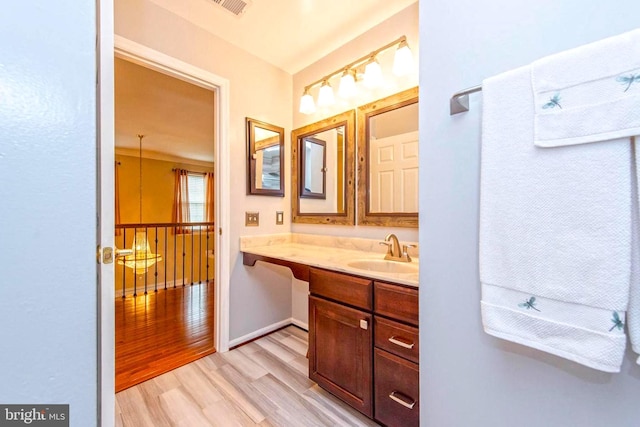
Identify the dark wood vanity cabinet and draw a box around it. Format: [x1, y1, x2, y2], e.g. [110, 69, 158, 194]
[308, 268, 374, 417]
[308, 268, 419, 426]
[373, 281, 419, 427]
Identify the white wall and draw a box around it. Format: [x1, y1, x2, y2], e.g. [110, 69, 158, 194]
[419, 1, 640, 426]
[115, 0, 294, 342]
[0, 1, 98, 424]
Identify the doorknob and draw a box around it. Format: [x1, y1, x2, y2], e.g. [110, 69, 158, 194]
[98, 246, 133, 264]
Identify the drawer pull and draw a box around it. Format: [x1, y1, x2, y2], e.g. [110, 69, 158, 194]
[389, 391, 416, 410]
[388, 336, 414, 349]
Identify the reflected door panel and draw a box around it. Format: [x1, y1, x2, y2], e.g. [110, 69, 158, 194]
[370, 130, 419, 212]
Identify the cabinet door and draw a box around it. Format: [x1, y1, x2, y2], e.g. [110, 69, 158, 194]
[309, 296, 373, 417]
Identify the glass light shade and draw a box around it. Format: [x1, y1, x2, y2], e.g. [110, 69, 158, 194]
[338, 71, 357, 99]
[393, 44, 414, 76]
[317, 82, 335, 107]
[363, 59, 383, 88]
[118, 231, 163, 275]
[299, 92, 316, 114]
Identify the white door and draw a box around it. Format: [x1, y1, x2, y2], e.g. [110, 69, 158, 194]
[97, 1, 115, 426]
[369, 130, 419, 212]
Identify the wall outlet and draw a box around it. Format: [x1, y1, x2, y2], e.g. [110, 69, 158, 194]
[245, 211, 259, 226]
[276, 211, 284, 225]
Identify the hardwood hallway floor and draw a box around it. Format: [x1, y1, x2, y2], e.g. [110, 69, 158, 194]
[116, 281, 216, 392]
[115, 326, 379, 427]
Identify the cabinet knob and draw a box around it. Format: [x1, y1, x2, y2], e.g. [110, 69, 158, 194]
[389, 391, 416, 410]
[359, 319, 368, 330]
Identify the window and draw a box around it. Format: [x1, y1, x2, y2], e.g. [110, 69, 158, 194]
[187, 173, 205, 222]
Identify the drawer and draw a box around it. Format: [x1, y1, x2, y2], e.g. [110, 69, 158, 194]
[374, 348, 419, 427]
[374, 316, 419, 363]
[310, 267, 373, 311]
[374, 281, 418, 325]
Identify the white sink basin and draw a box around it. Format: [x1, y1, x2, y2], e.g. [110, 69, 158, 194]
[347, 259, 418, 274]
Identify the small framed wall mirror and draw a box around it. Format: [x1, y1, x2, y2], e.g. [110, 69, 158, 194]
[246, 118, 285, 196]
[292, 110, 355, 225]
[357, 87, 419, 227]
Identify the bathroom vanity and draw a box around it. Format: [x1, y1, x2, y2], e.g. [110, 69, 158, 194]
[241, 234, 419, 427]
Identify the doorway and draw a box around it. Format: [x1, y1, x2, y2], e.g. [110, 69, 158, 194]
[98, 33, 231, 424]
[113, 56, 216, 391]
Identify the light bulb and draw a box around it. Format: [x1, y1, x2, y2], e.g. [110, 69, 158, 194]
[299, 90, 316, 114]
[317, 81, 335, 107]
[363, 58, 383, 88]
[393, 41, 414, 76]
[338, 70, 357, 99]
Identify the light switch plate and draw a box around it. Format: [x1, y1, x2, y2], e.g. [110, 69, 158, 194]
[276, 211, 284, 225]
[245, 211, 259, 226]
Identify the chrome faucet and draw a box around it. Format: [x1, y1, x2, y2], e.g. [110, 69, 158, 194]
[379, 233, 415, 262]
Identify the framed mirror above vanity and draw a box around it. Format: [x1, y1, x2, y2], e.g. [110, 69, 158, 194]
[292, 110, 356, 225]
[246, 117, 285, 196]
[357, 87, 419, 227]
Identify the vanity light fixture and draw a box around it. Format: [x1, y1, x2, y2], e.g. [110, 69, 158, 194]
[317, 80, 335, 107]
[363, 57, 383, 88]
[338, 69, 357, 99]
[393, 39, 414, 76]
[298, 35, 413, 114]
[299, 88, 316, 114]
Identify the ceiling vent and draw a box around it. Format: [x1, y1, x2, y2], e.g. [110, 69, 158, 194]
[210, 0, 252, 17]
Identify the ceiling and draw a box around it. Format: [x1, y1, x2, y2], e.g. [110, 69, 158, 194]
[115, 58, 215, 162]
[115, 0, 418, 161]
[148, 0, 418, 74]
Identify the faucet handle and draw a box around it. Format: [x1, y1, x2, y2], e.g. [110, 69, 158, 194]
[379, 241, 393, 256]
[402, 244, 416, 262]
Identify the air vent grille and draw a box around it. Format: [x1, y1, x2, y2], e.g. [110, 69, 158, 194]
[210, 0, 251, 17]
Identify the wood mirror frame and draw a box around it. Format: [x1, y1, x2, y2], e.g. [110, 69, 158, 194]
[246, 117, 285, 196]
[292, 110, 355, 225]
[357, 87, 419, 227]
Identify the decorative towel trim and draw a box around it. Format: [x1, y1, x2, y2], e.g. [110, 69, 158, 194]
[535, 96, 640, 147]
[531, 29, 640, 147]
[481, 301, 626, 372]
[482, 283, 627, 333]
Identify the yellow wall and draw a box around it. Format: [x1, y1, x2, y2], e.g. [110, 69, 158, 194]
[115, 153, 214, 293]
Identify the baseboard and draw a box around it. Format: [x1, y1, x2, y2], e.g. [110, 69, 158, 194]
[228, 318, 294, 349]
[291, 318, 309, 331]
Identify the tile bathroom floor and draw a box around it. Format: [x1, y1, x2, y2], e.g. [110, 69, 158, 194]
[115, 326, 379, 427]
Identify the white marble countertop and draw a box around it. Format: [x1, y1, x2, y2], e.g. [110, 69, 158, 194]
[240, 233, 419, 288]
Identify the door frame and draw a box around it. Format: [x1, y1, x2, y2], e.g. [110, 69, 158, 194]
[112, 34, 231, 348]
[98, 33, 231, 424]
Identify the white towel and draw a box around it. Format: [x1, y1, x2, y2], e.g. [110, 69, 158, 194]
[531, 30, 640, 366]
[531, 29, 640, 148]
[479, 66, 631, 372]
[630, 141, 640, 364]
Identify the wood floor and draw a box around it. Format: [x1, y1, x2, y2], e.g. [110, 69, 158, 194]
[116, 281, 216, 392]
[115, 326, 380, 427]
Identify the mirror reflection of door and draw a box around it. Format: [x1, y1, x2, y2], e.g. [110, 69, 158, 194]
[299, 126, 345, 214]
[368, 102, 419, 213]
[302, 137, 326, 198]
[253, 127, 281, 190]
